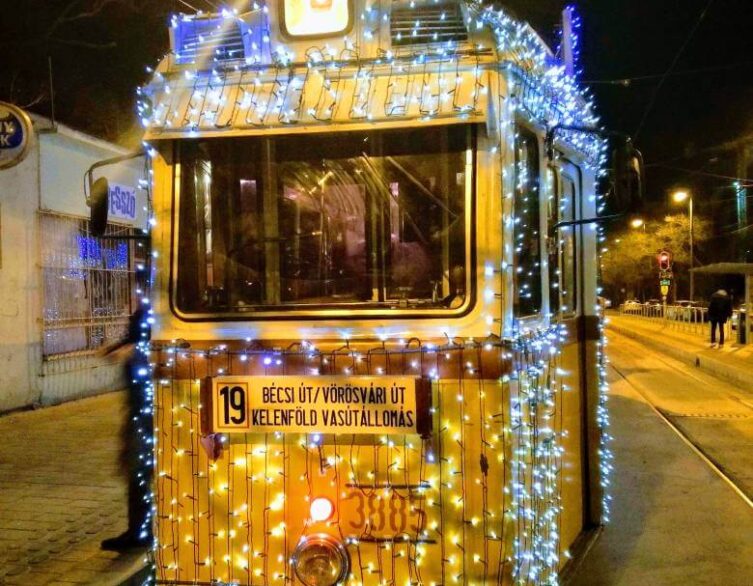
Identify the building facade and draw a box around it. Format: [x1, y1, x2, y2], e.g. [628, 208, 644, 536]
[0, 108, 147, 412]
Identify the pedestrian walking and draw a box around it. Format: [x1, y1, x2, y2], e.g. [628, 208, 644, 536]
[100, 304, 154, 551]
[708, 289, 733, 348]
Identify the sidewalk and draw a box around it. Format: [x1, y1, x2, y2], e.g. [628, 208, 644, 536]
[607, 313, 753, 391]
[0, 392, 148, 585]
[571, 357, 753, 585]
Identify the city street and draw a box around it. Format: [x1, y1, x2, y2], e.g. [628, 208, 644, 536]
[1, 331, 751, 585]
[610, 330, 753, 499]
[0, 393, 147, 585]
[2, 2, 753, 583]
[573, 330, 753, 585]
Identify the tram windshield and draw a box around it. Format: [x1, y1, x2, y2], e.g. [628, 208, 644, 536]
[175, 125, 473, 315]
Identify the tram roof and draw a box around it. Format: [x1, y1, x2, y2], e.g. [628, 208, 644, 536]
[137, 1, 602, 162]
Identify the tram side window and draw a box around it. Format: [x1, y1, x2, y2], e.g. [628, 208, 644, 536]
[547, 168, 578, 316]
[513, 127, 542, 317]
[176, 125, 472, 315]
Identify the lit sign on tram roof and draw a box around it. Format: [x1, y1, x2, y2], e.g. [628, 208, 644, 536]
[282, 0, 352, 38]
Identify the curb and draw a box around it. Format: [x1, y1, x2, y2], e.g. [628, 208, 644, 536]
[97, 555, 150, 586]
[117, 564, 153, 586]
[607, 321, 753, 391]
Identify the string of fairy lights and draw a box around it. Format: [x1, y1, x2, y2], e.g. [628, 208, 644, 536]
[133, 1, 613, 585]
[148, 335, 568, 585]
[137, 2, 604, 168]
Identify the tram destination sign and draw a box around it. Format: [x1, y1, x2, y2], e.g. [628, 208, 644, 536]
[203, 376, 432, 437]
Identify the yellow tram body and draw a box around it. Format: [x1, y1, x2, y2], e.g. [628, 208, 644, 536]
[140, 1, 607, 584]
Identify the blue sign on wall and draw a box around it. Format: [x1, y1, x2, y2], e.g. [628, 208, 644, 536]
[0, 102, 32, 170]
[109, 184, 138, 222]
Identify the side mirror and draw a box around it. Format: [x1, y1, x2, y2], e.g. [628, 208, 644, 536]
[611, 140, 645, 214]
[89, 177, 110, 237]
[546, 126, 645, 230]
[546, 126, 645, 216]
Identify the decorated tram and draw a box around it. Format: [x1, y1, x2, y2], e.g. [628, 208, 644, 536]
[133, 1, 613, 584]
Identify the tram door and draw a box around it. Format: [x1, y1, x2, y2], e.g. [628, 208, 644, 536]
[548, 160, 589, 553]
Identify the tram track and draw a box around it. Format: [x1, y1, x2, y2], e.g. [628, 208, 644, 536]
[609, 328, 753, 412]
[607, 330, 753, 510]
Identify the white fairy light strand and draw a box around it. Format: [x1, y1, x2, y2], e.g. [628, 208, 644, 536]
[134, 2, 611, 585]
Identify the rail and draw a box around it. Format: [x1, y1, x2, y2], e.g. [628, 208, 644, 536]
[618, 303, 738, 341]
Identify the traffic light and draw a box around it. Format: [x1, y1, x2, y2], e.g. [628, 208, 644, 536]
[658, 251, 672, 271]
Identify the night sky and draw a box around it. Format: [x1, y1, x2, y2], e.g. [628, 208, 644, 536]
[512, 0, 753, 229]
[4, 0, 753, 215]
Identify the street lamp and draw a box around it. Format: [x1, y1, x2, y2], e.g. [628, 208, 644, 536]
[631, 218, 645, 230]
[672, 190, 690, 204]
[672, 189, 694, 300]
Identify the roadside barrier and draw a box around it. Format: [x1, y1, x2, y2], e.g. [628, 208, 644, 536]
[618, 303, 735, 341]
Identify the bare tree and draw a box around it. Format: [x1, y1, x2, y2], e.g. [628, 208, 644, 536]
[0, 0, 172, 138]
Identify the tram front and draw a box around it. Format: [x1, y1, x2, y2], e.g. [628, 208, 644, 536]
[139, 1, 609, 584]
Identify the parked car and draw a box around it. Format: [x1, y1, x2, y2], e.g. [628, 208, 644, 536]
[667, 300, 707, 322]
[644, 299, 664, 317]
[623, 299, 643, 314]
[665, 303, 682, 320]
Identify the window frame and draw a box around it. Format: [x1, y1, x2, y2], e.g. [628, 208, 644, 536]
[168, 125, 478, 323]
[548, 161, 581, 318]
[547, 167, 560, 315]
[512, 124, 544, 319]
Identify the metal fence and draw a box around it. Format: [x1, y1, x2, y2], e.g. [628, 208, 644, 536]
[39, 211, 143, 359]
[619, 302, 736, 340]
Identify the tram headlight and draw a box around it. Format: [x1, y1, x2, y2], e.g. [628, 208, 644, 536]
[292, 535, 349, 586]
[309, 497, 334, 522]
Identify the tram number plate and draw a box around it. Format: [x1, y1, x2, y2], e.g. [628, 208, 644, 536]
[341, 491, 427, 538]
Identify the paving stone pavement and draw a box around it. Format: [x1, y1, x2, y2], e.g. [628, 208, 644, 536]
[0, 392, 148, 585]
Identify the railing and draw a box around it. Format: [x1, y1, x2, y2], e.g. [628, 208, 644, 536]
[619, 303, 736, 341]
[39, 211, 142, 359]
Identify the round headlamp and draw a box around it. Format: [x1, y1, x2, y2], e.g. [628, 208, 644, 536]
[309, 497, 334, 523]
[292, 534, 349, 586]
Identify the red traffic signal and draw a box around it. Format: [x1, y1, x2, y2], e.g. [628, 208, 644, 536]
[657, 250, 672, 271]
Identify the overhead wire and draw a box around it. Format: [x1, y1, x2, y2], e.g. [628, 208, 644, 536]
[649, 163, 753, 186]
[723, 222, 753, 235]
[176, 0, 200, 12]
[634, 0, 717, 141]
[198, 0, 222, 10]
[640, 136, 753, 172]
[177, 0, 221, 11]
[584, 61, 753, 86]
